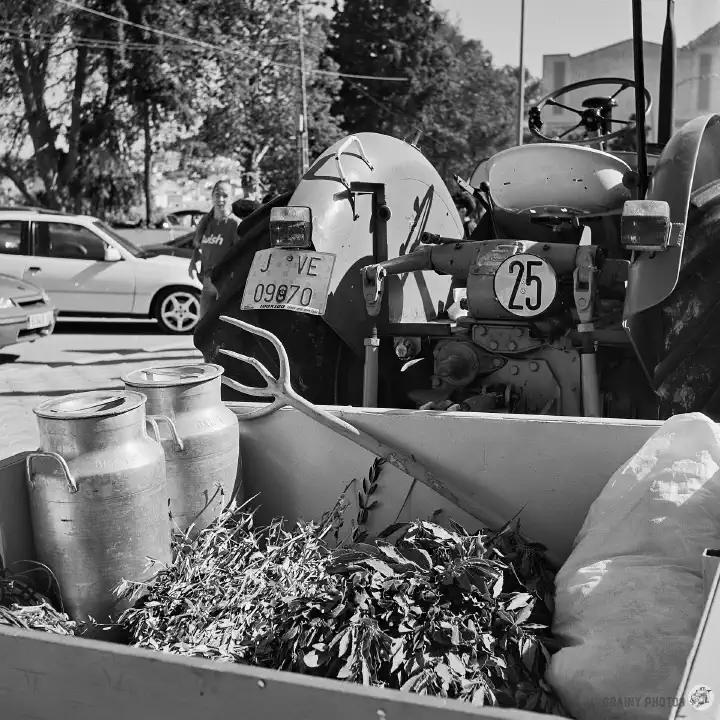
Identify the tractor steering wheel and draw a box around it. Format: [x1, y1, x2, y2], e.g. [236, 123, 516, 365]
[528, 77, 652, 145]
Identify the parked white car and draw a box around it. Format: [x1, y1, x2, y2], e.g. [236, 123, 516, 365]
[0, 209, 202, 334]
[0, 271, 57, 351]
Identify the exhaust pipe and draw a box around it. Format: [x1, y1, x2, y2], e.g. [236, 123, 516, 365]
[658, 0, 677, 145]
[631, 0, 649, 198]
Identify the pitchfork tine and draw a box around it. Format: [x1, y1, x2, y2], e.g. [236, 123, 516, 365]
[217, 348, 276, 388]
[219, 315, 291, 383]
[219, 374, 274, 398]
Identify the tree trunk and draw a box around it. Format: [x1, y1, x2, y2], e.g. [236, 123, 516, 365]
[143, 101, 153, 226]
[242, 143, 270, 201]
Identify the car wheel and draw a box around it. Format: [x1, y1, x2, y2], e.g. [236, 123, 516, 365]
[155, 288, 200, 334]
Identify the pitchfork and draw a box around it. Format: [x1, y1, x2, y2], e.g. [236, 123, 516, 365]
[217, 315, 508, 531]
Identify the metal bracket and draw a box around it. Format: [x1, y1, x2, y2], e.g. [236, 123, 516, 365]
[472, 324, 543, 355]
[361, 265, 386, 317]
[334, 136, 374, 220]
[573, 245, 598, 327]
[668, 222, 685, 248]
[334, 136, 374, 188]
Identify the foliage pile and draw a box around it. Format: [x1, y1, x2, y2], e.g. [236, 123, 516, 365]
[117, 494, 567, 714]
[0, 563, 78, 635]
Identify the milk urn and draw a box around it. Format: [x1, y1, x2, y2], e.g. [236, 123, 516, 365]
[27, 390, 172, 634]
[122, 364, 241, 535]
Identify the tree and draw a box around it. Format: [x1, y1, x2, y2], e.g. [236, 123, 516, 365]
[0, 0, 156, 212]
[417, 24, 545, 186]
[120, 0, 197, 223]
[0, 0, 549, 215]
[0, 0, 91, 208]
[326, 0, 451, 139]
[327, 6, 544, 188]
[188, 0, 345, 197]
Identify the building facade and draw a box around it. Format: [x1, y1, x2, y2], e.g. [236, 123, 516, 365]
[541, 23, 720, 143]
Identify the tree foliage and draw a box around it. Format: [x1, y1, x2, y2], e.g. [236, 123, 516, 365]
[192, 1, 345, 199]
[326, 0, 543, 186]
[0, 0, 542, 216]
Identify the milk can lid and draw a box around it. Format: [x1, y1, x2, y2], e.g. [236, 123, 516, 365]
[33, 390, 147, 419]
[122, 363, 223, 388]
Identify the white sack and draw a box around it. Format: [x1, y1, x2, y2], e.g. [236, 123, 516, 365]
[546, 412, 720, 720]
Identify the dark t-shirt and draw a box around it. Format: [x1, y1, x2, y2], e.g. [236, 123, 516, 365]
[196, 212, 241, 272]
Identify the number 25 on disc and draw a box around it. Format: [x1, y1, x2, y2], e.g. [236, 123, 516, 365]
[493, 253, 557, 318]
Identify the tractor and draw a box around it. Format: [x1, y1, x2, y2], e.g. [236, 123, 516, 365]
[196, 0, 720, 420]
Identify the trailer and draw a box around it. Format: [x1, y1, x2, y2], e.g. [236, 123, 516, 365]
[1, 402, 719, 720]
[3, 0, 720, 717]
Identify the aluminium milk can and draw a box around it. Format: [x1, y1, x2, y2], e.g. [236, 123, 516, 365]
[27, 390, 172, 632]
[122, 364, 241, 535]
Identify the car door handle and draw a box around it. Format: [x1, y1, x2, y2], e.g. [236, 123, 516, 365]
[27, 266, 42, 272]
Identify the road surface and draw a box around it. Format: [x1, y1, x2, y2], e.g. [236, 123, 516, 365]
[0, 317, 202, 459]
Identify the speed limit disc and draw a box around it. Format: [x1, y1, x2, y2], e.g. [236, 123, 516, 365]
[493, 253, 557, 318]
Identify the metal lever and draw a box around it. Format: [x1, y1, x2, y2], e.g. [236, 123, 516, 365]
[360, 265, 386, 317]
[573, 245, 601, 417]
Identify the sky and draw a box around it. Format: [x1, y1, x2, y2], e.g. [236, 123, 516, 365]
[432, 0, 720, 76]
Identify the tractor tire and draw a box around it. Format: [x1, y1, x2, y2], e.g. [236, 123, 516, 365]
[647, 181, 720, 420]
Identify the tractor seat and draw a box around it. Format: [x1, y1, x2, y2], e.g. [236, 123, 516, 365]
[471, 144, 634, 218]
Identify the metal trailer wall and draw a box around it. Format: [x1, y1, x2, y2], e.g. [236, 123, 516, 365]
[228, 404, 664, 564]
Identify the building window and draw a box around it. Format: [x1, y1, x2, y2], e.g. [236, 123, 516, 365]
[553, 62, 566, 115]
[698, 53, 713, 111]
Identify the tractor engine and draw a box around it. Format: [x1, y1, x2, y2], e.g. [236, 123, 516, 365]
[361, 235, 630, 416]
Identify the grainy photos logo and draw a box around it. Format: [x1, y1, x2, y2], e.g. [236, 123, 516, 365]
[688, 685, 715, 712]
[603, 687, 714, 711]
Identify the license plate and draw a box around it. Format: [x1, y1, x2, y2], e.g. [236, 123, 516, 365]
[241, 250, 336, 316]
[27, 311, 53, 330]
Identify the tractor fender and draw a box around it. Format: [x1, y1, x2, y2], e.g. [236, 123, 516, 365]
[288, 132, 465, 358]
[624, 113, 720, 317]
[192, 134, 466, 408]
[622, 114, 720, 413]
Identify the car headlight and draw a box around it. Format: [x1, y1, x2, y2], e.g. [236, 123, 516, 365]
[0, 297, 15, 310]
[40, 290, 51, 304]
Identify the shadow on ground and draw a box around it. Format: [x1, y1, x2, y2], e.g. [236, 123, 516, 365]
[54, 319, 180, 336]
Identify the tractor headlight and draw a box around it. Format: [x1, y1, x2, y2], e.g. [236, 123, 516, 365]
[620, 200, 682, 252]
[270, 206, 312, 249]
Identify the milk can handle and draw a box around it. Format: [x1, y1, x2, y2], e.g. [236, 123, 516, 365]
[25, 451, 79, 494]
[146, 414, 184, 452]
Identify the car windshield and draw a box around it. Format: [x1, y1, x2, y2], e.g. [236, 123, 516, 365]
[92, 220, 142, 257]
[169, 232, 194, 248]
